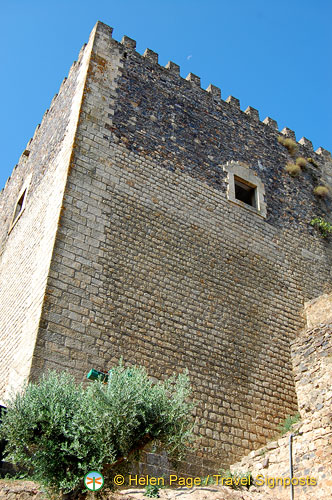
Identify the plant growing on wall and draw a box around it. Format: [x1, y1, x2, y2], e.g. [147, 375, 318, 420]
[295, 157, 307, 168]
[278, 136, 298, 156]
[310, 217, 332, 238]
[144, 484, 161, 497]
[313, 185, 329, 198]
[307, 157, 319, 168]
[278, 413, 301, 435]
[0, 365, 194, 498]
[285, 162, 301, 177]
[218, 469, 253, 490]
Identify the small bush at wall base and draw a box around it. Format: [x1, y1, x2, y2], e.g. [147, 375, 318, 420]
[278, 413, 301, 435]
[285, 162, 301, 177]
[0, 365, 194, 498]
[202, 475, 216, 485]
[218, 469, 253, 490]
[144, 484, 160, 497]
[310, 217, 332, 238]
[314, 185, 329, 198]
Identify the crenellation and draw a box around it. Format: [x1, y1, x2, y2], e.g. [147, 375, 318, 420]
[60, 77, 67, 90]
[39, 108, 49, 130]
[298, 136, 313, 150]
[121, 35, 136, 50]
[165, 61, 180, 75]
[95, 21, 113, 39]
[50, 94, 58, 108]
[244, 106, 259, 120]
[280, 126, 296, 140]
[206, 83, 221, 99]
[143, 48, 158, 64]
[78, 43, 87, 62]
[1, 20, 332, 480]
[262, 116, 278, 129]
[32, 123, 40, 141]
[67, 61, 78, 79]
[315, 146, 331, 159]
[185, 72, 201, 87]
[225, 95, 240, 108]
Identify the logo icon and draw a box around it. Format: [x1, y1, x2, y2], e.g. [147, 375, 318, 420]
[84, 471, 104, 491]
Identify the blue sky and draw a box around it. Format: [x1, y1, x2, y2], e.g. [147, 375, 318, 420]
[1, 0, 331, 190]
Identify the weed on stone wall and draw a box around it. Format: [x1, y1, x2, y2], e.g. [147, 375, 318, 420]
[278, 136, 298, 156]
[307, 157, 319, 168]
[285, 162, 301, 177]
[314, 185, 329, 198]
[295, 157, 307, 168]
[278, 413, 301, 435]
[218, 469, 253, 490]
[144, 484, 161, 497]
[310, 217, 332, 238]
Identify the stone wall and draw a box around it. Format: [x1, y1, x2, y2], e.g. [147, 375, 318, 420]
[231, 295, 332, 499]
[24, 22, 332, 473]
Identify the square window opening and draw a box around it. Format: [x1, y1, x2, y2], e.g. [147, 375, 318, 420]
[234, 177, 257, 208]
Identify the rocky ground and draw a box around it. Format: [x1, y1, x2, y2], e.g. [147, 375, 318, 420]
[0, 480, 288, 500]
[0, 480, 45, 499]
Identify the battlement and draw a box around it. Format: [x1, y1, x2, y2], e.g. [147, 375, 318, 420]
[93, 21, 329, 160]
[1, 21, 332, 475]
[1, 20, 330, 200]
[0, 38, 88, 197]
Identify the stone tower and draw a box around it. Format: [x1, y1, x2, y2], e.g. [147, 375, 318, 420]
[1, 21, 331, 473]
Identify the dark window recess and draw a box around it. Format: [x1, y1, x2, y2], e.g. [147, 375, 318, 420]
[14, 189, 27, 220]
[234, 177, 256, 207]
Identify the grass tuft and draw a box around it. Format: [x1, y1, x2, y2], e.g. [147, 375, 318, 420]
[307, 157, 319, 168]
[314, 185, 329, 198]
[295, 157, 307, 168]
[278, 136, 298, 155]
[278, 413, 301, 435]
[285, 162, 301, 177]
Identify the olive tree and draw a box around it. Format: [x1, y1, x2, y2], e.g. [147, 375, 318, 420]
[0, 363, 194, 497]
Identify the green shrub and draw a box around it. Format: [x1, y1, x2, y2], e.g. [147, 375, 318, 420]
[202, 475, 216, 485]
[0, 371, 102, 495]
[218, 469, 253, 490]
[310, 217, 332, 238]
[278, 413, 301, 435]
[144, 484, 160, 497]
[0, 364, 194, 497]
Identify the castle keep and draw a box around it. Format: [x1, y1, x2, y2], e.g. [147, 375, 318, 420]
[1, 21, 332, 473]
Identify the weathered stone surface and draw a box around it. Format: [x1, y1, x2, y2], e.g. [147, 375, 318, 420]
[0, 23, 100, 405]
[0, 481, 45, 500]
[1, 21, 332, 478]
[231, 297, 332, 499]
[304, 293, 332, 328]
